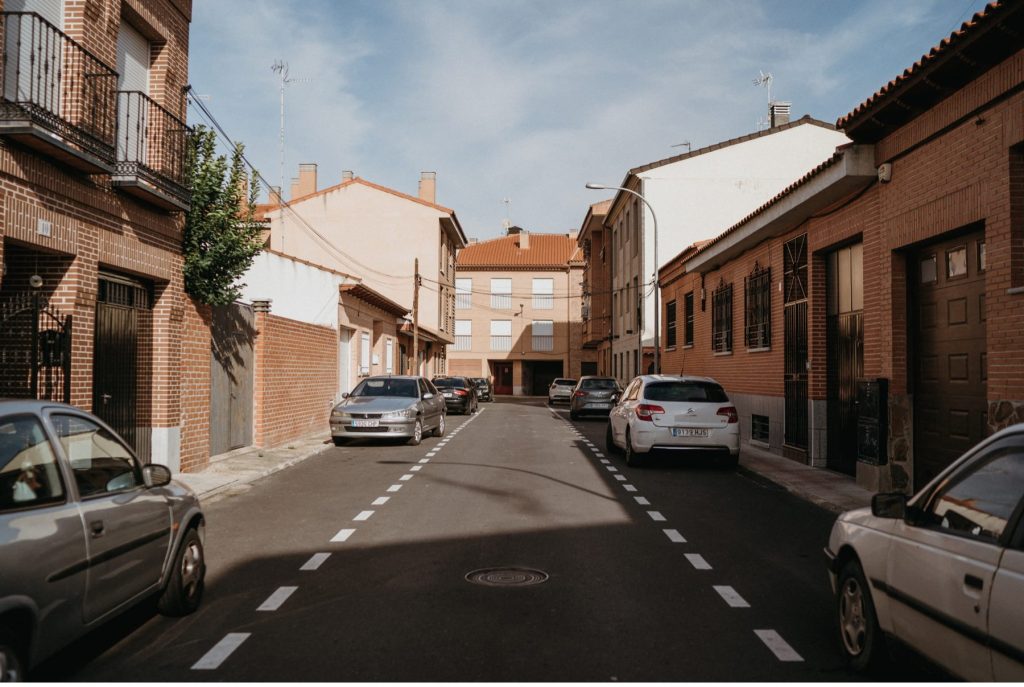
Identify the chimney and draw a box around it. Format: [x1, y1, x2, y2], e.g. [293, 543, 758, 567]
[515, 231, 529, 250]
[342, 170, 354, 181]
[268, 186, 283, 205]
[769, 101, 791, 128]
[418, 171, 436, 204]
[296, 163, 317, 198]
[289, 177, 300, 200]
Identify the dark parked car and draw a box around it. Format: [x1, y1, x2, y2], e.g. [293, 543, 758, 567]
[432, 376, 479, 415]
[470, 377, 493, 402]
[0, 400, 206, 681]
[569, 376, 621, 419]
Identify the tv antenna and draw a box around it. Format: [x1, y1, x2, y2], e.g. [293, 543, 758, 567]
[502, 197, 512, 231]
[271, 60, 311, 204]
[671, 140, 692, 152]
[753, 70, 774, 130]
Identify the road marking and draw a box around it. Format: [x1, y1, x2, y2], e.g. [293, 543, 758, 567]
[331, 528, 356, 542]
[192, 633, 251, 670]
[257, 586, 297, 611]
[663, 529, 686, 543]
[634, 496, 650, 505]
[387, 484, 403, 492]
[371, 496, 390, 506]
[600, 459, 611, 464]
[410, 465, 423, 471]
[301, 553, 331, 571]
[606, 466, 618, 472]
[593, 452, 605, 458]
[419, 458, 430, 463]
[755, 630, 804, 662]
[714, 585, 750, 608]
[614, 475, 627, 481]
[623, 484, 637, 491]
[399, 474, 414, 481]
[426, 452, 438, 457]
[647, 511, 666, 521]
[353, 510, 374, 521]
[685, 554, 712, 570]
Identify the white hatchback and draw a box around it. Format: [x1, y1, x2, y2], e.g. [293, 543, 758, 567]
[606, 375, 740, 468]
[825, 423, 1024, 680]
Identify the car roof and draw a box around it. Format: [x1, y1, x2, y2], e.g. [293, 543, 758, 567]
[0, 398, 77, 414]
[637, 374, 721, 385]
[361, 375, 423, 380]
[577, 376, 616, 381]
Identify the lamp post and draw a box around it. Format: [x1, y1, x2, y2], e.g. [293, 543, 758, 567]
[585, 182, 660, 375]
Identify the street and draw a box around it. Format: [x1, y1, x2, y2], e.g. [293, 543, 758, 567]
[45, 399, 903, 680]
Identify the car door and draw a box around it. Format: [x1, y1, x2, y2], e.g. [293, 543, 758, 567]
[885, 435, 1024, 680]
[985, 437, 1024, 681]
[611, 380, 640, 444]
[419, 379, 437, 429]
[49, 412, 172, 624]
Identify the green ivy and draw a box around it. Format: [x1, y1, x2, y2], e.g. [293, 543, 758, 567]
[183, 125, 263, 306]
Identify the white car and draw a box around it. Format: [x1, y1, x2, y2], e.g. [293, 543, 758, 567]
[605, 375, 740, 468]
[825, 423, 1024, 680]
[547, 378, 577, 405]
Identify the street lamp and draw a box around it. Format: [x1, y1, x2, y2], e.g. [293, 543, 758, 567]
[585, 182, 660, 375]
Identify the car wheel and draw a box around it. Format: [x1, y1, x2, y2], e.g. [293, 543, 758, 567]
[332, 436, 347, 447]
[0, 628, 25, 683]
[605, 423, 619, 454]
[719, 452, 739, 470]
[624, 429, 641, 467]
[837, 559, 887, 673]
[157, 527, 205, 617]
[408, 419, 423, 446]
[570, 408, 579, 420]
[433, 414, 446, 437]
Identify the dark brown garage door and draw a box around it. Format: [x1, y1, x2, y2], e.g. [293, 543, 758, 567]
[912, 229, 987, 489]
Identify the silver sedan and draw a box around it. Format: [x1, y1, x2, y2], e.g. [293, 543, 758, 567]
[330, 376, 446, 446]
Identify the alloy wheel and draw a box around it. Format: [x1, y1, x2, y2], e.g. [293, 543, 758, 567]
[839, 575, 867, 657]
[180, 538, 204, 602]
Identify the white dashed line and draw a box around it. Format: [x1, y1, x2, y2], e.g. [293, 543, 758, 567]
[331, 528, 356, 542]
[426, 452, 438, 457]
[600, 459, 611, 464]
[300, 553, 331, 571]
[634, 496, 650, 505]
[387, 484, 403, 492]
[623, 484, 637, 491]
[419, 458, 430, 463]
[755, 630, 804, 662]
[685, 553, 712, 570]
[353, 510, 374, 521]
[614, 475, 627, 481]
[257, 586, 297, 611]
[372, 496, 390, 506]
[593, 452, 605, 458]
[606, 465, 618, 472]
[647, 511, 666, 521]
[410, 465, 423, 472]
[663, 529, 686, 543]
[714, 585, 750, 608]
[192, 633, 251, 670]
[399, 474, 414, 481]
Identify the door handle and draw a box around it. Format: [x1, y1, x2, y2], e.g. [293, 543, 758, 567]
[964, 574, 984, 590]
[90, 520, 105, 538]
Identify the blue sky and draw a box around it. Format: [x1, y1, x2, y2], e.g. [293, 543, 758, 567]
[188, 0, 990, 240]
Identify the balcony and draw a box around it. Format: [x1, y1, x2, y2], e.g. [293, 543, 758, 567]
[113, 91, 189, 211]
[0, 12, 117, 173]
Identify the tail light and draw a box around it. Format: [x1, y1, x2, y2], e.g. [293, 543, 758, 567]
[454, 389, 468, 397]
[573, 391, 587, 398]
[717, 406, 738, 423]
[635, 404, 665, 422]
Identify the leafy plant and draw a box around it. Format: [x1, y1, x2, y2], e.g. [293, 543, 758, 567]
[183, 125, 263, 306]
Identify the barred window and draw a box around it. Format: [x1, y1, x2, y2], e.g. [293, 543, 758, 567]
[455, 278, 472, 309]
[532, 320, 553, 351]
[684, 292, 694, 347]
[454, 320, 472, 351]
[490, 278, 511, 309]
[711, 281, 732, 354]
[744, 264, 771, 349]
[532, 278, 553, 309]
[665, 299, 677, 348]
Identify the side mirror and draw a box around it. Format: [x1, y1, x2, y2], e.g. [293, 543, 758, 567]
[341, 392, 350, 399]
[611, 394, 619, 403]
[143, 464, 172, 488]
[423, 393, 434, 400]
[871, 492, 907, 519]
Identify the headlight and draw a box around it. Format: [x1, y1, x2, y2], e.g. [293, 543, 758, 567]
[383, 408, 417, 419]
[331, 408, 350, 419]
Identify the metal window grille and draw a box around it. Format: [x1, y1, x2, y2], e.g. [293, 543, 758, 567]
[711, 281, 732, 354]
[783, 234, 808, 304]
[456, 279, 472, 309]
[744, 264, 771, 349]
[684, 292, 694, 346]
[490, 335, 511, 351]
[751, 414, 770, 443]
[665, 299, 677, 348]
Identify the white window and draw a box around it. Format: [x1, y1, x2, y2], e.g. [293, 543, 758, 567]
[385, 338, 394, 374]
[456, 278, 472, 309]
[116, 19, 151, 164]
[532, 278, 553, 309]
[490, 278, 512, 309]
[532, 320, 554, 351]
[454, 320, 472, 351]
[490, 320, 512, 351]
[359, 332, 370, 375]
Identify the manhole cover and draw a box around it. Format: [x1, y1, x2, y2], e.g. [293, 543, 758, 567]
[465, 567, 549, 587]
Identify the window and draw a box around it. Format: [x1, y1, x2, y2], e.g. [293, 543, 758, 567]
[978, 241, 986, 273]
[454, 320, 472, 351]
[633, 276, 640, 332]
[751, 414, 770, 444]
[52, 415, 140, 499]
[532, 278, 553, 309]
[455, 278, 472, 309]
[665, 299, 677, 348]
[783, 234, 808, 304]
[643, 381, 729, 402]
[947, 245, 968, 279]
[631, 205, 639, 258]
[920, 255, 938, 284]
[745, 264, 771, 350]
[712, 281, 733, 354]
[0, 415, 64, 511]
[827, 243, 864, 315]
[359, 331, 371, 375]
[490, 278, 512, 309]
[684, 292, 694, 347]
[532, 320, 553, 351]
[490, 320, 512, 351]
[385, 338, 394, 374]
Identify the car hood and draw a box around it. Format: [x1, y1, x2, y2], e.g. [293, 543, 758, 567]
[337, 397, 418, 412]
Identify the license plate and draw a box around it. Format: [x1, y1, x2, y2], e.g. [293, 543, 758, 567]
[672, 427, 709, 437]
[588, 403, 610, 409]
[352, 419, 379, 428]
[443, 392, 453, 398]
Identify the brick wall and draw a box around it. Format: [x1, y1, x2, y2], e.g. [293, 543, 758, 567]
[178, 299, 211, 473]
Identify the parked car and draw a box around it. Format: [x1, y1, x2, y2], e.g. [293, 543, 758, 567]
[0, 400, 206, 681]
[431, 376, 479, 415]
[605, 375, 739, 467]
[825, 423, 1024, 680]
[568, 376, 621, 419]
[330, 376, 445, 446]
[470, 377, 493, 402]
[548, 378, 578, 405]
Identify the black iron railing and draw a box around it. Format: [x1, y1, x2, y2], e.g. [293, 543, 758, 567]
[115, 90, 189, 204]
[1, 12, 118, 163]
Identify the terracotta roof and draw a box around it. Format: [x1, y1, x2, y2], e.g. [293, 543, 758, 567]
[838, 1, 1023, 141]
[457, 233, 580, 269]
[340, 283, 409, 317]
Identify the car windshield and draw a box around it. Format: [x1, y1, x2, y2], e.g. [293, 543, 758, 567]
[552, 379, 577, 387]
[580, 378, 618, 390]
[471, 379, 488, 387]
[433, 378, 466, 389]
[350, 378, 419, 398]
[644, 381, 729, 403]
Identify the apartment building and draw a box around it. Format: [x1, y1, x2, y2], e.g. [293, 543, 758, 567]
[447, 229, 594, 395]
[577, 200, 612, 375]
[0, 0, 195, 469]
[659, 0, 1024, 494]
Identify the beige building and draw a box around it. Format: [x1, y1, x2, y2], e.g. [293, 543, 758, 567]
[447, 229, 596, 395]
[258, 167, 466, 377]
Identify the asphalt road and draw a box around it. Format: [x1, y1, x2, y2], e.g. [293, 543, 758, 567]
[43, 398, 932, 681]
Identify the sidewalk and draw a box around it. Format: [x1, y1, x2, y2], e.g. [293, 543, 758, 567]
[174, 427, 874, 514]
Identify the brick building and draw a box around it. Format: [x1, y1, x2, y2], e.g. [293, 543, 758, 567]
[659, 0, 1024, 493]
[0, 0, 197, 470]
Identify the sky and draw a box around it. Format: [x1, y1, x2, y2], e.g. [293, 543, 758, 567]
[187, 0, 991, 241]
